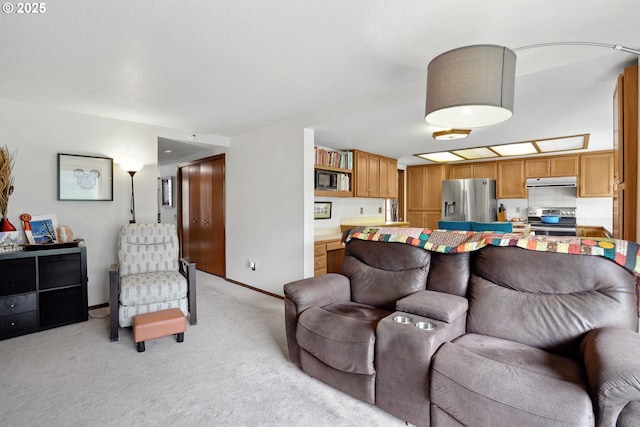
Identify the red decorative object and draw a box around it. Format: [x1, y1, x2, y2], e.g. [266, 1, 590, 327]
[0, 217, 16, 231]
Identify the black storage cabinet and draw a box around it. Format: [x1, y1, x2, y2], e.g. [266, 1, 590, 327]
[0, 246, 88, 340]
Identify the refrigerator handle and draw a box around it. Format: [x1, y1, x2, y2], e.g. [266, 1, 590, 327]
[444, 201, 456, 216]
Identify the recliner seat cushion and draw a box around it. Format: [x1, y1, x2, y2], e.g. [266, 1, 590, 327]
[119, 271, 188, 305]
[431, 334, 594, 426]
[296, 303, 390, 375]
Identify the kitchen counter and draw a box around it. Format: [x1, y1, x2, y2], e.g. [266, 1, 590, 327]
[340, 221, 410, 232]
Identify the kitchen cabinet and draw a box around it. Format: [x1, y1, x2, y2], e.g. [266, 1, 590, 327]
[449, 162, 497, 180]
[577, 226, 611, 238]
[314, 242, 327, 276]
[525, 155, 579, 178]
[407, 164, 449, 230]
[579, 152, 613, 197]
[473, 162, 498, 180]
[353, 150, 398, 199]
[497, 160, 526, 198]
[314, 238, 345, 277]
[379, 156, 398, 199]
[1, 247, 88, 341]
[354, 150, 380, 198]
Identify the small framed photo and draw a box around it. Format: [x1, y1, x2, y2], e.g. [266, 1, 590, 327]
[58, 153, 113, 201]
[25, 214, 59, 245]
[314, 201, 332, 220]
[161, 176, 174, 208]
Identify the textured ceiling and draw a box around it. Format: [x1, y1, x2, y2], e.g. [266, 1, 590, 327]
[1, 0, 639, 165]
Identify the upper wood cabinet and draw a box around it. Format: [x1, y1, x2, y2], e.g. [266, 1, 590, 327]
[354, 150, 380, 197]
[407, 164, 449, 210]
[353, 150, 397, 199]
[579, 151, 613, 197]
[450, 162, 497, 180]
[497, 160, 526, 198]
[473, 162, 498, 180]
[525, 155, 579, 178]
[379, 156, 398, 199]
[449, 164, 473, 179]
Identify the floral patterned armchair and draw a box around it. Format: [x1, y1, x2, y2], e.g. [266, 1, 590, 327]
[109, 223, 196, 341]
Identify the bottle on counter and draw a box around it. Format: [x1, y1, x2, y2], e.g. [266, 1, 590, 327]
[498, 204, 506, 222]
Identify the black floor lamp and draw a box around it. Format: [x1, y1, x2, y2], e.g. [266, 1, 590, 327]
[119, 160, 144, 224]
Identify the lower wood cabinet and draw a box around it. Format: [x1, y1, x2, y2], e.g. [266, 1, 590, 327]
[0, 247, 88, 340]
[407, 210, 441, 230]
[314, 239, 345, 277]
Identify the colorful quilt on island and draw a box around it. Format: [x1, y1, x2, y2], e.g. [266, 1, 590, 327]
[342, 227, 640, 315]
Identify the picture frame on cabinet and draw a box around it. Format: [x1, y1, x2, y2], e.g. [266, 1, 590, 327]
[57, 153, 114, 201]
[314, 202, 332, 220]
[24, 214, 59, 245]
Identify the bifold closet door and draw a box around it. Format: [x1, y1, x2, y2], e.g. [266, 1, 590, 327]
[179, 155, 225, 277]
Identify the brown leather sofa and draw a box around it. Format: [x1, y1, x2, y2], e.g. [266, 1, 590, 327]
[284, 238, 640, 426]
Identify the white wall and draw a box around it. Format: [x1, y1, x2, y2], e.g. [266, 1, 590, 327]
[226, 121, 313, 295]
[0, 97, 228, 306]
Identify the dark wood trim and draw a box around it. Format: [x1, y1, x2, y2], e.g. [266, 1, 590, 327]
[224, 278, 284, 300]
[88, 302, 108, 311]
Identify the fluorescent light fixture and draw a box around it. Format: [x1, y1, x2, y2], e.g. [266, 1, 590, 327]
[534, 134, 588, 152]
[425, 45, 516, 128]
[416, 152, 465, 162]
[452, 147, 498, 160]
[415, 133, 590, 163]
[433, 129, 471, 140]
[490, 142, 537, 156]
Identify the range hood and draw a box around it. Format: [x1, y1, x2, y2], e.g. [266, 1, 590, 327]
[525, 176, 577, 188]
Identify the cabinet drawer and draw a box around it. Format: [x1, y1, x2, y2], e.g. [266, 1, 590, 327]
[0, 258, 36, 296]
[0, 293, 36, 316]
[0, 310, 37, 337]
[39, 253, 82, 289]
[314, 243, 326, 257]
[314, 254, 327, 270]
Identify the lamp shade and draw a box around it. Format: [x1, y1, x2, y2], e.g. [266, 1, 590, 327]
[425, 45, 516, 128]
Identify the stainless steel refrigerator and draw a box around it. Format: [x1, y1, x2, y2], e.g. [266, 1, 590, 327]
[441, 178, 497, 222]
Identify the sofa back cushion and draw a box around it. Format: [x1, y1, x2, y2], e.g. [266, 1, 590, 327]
[468, 246, 638, 357]
[426, 252, 470, 297]
[342, 239, 430, 310]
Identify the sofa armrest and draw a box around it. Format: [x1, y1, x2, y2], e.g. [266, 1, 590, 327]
[109, 264, 119, 342]
[180, 257, 197, 326]
[284, 273, 351, 312]
[580, 327, 640, 426]
[396, 290, 468, 323]
[283, 274, 350, 366]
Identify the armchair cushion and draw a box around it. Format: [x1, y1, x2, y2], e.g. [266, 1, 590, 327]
[297, 303, 390, 375]
[431, 334, 594, 426]
[119, 271, 188, 305]
[117, 223, 181, 276]
[581, 327, 640, 426]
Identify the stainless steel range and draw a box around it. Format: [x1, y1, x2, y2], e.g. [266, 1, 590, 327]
[527, 207, 577, 236]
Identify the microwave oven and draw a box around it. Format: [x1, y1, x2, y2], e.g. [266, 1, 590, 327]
[315, 170, 338, 191]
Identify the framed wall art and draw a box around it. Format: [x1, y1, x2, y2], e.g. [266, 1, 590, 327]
[58, 153, 113, 201]
[161, 176, 174, 208]
[314, 201, 332, 220]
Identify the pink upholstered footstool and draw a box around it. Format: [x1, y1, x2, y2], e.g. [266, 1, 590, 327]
[133, 308, 186, 352]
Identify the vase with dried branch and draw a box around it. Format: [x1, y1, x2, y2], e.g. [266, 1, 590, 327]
[0, 145, 17, 231]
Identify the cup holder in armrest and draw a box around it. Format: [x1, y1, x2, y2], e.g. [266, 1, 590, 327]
[414, 321, 435, 330]
[393, 315, 413, 324]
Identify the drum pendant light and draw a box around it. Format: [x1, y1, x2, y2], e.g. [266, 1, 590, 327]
[425, 45, 516, 128]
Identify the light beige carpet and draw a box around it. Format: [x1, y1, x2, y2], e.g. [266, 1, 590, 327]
[0, 271, 405, 427]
